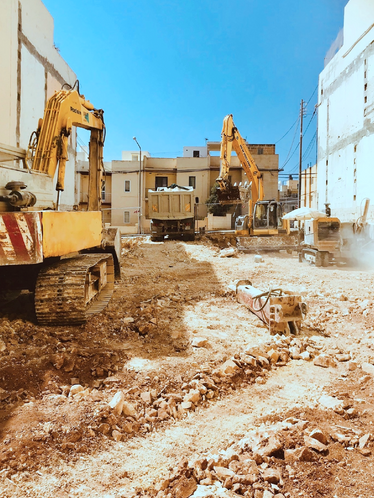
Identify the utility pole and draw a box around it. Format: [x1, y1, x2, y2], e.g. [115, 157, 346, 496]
[133, 137, 142, 234]
[298, 99, 304, 208]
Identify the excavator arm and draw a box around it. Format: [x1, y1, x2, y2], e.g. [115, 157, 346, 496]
[217, 114, 264, 212]
[27, 84, 104, 210]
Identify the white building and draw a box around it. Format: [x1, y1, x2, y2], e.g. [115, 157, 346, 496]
[0, 0, 77, 209]
[317, 0, 374, 222]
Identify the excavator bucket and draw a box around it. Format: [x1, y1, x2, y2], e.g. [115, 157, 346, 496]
[216, 184, 241, 204]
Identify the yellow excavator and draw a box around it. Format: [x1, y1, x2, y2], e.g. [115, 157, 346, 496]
[0, 81, 120, 325]
[216, 114, 297, 252]
[216, 114, 282, 236]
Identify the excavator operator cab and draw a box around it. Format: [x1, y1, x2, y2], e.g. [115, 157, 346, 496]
[252, 200, 279, 235]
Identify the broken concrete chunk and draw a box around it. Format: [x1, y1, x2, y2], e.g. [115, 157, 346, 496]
[112, 430, 122, 441]
[362, 362, 374, 376]
[267, 349, 280, 364]
[69, 384, 84, 397]
[313, 354, 337, 368]
[109, 391, 125, 415]
[140, 391, 153, 404]
[181, 401, 194, 410]
[171, 476, 198, 498]
[300, 351, 311, 361]
[217, 359, 241, 376]
[304, 435, 328, 452]
[122, 401, 137, 418]
[284, 447, 317, 463]
[309, 428, 328, 445]
[348, 361, 358, 371]
[214, 466, 235, 481]
[263, 491, 274, 498]
[184, 389, 201, 404]
[319, 394, 344, 412]
[262, 468, 281, 483]
[219, 247, 237, 258]
[192, 337, 208, 348]
[359, 433, 371, 449]
[258, 436, 283, 457]
[336, 354, 350, 362]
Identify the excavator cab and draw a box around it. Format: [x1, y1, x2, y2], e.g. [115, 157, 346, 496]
[252, 200, 279, 235]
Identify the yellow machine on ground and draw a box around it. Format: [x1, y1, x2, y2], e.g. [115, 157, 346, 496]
[215, 114, 297, 253]
[216, 114, 282, 237]
[0, 82, 120, 325]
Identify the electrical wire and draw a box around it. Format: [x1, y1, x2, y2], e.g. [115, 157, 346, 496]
[280, 116, 300, 169]
[275, 117, 300, 144]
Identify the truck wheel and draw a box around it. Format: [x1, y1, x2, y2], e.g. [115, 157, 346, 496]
[151, 236, 164, 242]
[185, 233, 195, 241]
[298, 252, 303, 263]
[322, 252, 329, 267]
[315, 252, 322, 267]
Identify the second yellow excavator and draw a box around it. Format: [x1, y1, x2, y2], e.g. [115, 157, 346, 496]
[217, 114, 283, 236]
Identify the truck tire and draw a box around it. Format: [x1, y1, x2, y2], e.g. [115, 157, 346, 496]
[151, 236, 164, 242]
[315, 252, 322, 267]
[322, 252, 329, 267]
[185, 233, 195, 242]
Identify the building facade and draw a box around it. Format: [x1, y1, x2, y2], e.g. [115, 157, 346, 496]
[317, 0, 374, 222]
[0, 0, 77, 209]
[77, 143, 280, 233]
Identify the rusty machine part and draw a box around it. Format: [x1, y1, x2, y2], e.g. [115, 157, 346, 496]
[234, 280, 307, 335]
[34, 253, 114, 325]
[0, 181, 37, 209]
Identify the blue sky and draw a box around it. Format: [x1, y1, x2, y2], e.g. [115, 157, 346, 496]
[43, 0, 347, 177]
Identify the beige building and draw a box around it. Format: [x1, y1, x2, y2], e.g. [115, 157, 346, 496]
[0, 0, 77, 210]
[78, 143, 279, 233]
[300, 165, 318, 209]
[279, 176, 299, 214]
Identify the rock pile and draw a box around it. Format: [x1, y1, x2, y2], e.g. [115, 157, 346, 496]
[138, 416, 372, 497]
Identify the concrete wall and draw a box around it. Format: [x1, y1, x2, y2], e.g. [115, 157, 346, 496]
[183, 146, 207, 158]
[0, 0, 77, 209]
[317, 0, 374, 222]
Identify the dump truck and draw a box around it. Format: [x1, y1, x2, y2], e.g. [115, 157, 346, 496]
[148, 184, 195, 241]
[0, 82, 121, 325]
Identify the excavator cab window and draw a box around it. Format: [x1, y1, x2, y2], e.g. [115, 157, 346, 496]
[268, 203, 277, 229]
[253, 202, 279, 230]
[253, 203, 268, 228]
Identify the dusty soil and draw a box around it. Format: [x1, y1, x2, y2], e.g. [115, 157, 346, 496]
[0, 236, 374, 497]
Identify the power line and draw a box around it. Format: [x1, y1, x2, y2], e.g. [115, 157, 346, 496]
[306, 84, 318, 105]
[280, 116, 300, 169]
[275, 117, 299, 144]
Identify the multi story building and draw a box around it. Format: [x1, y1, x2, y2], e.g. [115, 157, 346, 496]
[317, 0, 374, 222]
[77, 143, 280, 233]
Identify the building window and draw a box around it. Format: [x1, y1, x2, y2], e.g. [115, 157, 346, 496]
[124, 180, 131, 192]
[124, 211, 130, 223]
[189, 176, 196, 189]
[258, 147, 264, 155]
[155, 176, 168, 189]
[193, 150, 200, 157]
[101, 182, 106, 201]
[131, 154, 139, 161]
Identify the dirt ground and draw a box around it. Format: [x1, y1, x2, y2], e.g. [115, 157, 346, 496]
[0, 236, 374, 497]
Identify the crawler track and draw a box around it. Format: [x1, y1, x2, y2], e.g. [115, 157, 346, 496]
[34, 254, 114, 325]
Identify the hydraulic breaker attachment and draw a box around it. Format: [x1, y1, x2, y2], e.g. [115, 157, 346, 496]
[233, 280, 307, 335]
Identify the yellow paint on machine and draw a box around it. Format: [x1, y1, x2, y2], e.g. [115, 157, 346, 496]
[42, 211, 102, 258]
